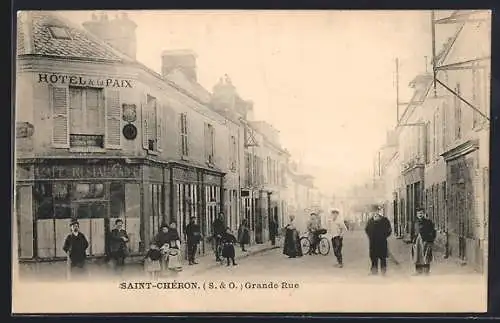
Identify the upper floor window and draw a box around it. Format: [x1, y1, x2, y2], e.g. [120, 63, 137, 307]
[229, 135, 237, 171]
[432, 111, 438, 159]
[454, 83, 462, 140]
[51, 85, 121, 149]
[204, 123, 215, 164]
[69, 87, 105, 148]
[180, 113, 189, 157]
[142, 94, 162, 153]
[442, 101, 448, 151]
[425, 122, 431, 164]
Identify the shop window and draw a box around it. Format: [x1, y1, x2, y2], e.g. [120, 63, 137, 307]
[34, 182, 54, 220]
[110, 182, 125, 219]
[150, 184, 164, 240]
[69, 87, 105, 148]
[33, 181, 109, 259]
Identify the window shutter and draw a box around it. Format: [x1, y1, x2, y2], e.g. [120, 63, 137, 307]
[51, 85, 70, 148]
[184, 114, 189, 157]
[104, 89, 121, 149]
[157, 103, 163, 152]
[178, 113, 182, 156]
[204, 123, 209, 162]
[142, 95, 149, 150]
[212, 126, 216, 163]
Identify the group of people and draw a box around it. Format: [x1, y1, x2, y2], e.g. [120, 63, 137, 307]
[61, 212, 241, 280]
[281, 204, 437, 276]
[61, 204, 437, 279]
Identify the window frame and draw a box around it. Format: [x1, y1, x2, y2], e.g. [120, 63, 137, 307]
[68, 86, 105, 148]
[180, 113, 189, 157]
[47, 26, 72, 40]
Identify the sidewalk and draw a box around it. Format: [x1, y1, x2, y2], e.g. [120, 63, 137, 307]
[17, 242, 280, 282]
[387, 236, 480, 276]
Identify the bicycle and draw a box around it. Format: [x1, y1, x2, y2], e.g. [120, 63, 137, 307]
[300, 230, 330, 256]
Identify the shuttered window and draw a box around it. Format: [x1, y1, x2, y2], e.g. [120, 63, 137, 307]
[230, 135, 237, 171]
[52, 86, 114, 150]
[454, 83, 462, 140]
[51, 86, 70, 148]
[180, 113, 189, 157]
[104, 88, 121, 149]
[204, 123, 215, 164]
[142, 94, 162, 152]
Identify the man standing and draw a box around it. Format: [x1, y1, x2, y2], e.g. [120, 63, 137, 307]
[307, 213, 321, 255]
[108, 219, 129, 273]
[329, 209, 347, 268]
[269, 216, 278, 246]
[412, 208, 437, 275]
[63, 219, 89, 279]
[185, 216, 202, 265]
[212, 212, 226, 262]
[365, 205, 392, 275]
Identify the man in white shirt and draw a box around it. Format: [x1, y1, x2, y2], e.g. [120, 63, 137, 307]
[329, 209, 347, 268]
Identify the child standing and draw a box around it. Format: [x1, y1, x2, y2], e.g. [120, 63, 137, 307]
[144, 243, 162, 280]
[221, 227, 238, 266]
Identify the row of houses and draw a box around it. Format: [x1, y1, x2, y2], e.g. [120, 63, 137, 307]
[372, 10, 490, 272]
[14, 11, 328, 262]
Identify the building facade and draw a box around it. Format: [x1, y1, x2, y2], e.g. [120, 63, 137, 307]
[15, 11, 328, 262]
[15, 12, 230, 261]
[372, 10, 490, 272]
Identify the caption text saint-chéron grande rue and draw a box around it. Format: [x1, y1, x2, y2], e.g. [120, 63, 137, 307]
[119, 281, 300, 291]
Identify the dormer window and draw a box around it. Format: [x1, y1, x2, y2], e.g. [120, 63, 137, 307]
[48, 26, 71, 39]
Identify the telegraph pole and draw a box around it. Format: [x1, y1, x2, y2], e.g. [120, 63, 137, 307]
[431, 10, 437, 97]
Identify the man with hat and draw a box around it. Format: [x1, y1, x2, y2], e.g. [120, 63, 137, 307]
[412, 207, 436, 275]
[185, 216, 202, 265]
[364, 204, 392, 275]
[108, 219, 129, 273]
[63, 219, 89, 277]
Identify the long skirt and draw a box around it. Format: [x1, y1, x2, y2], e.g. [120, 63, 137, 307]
[283, 229, 302, 257]
[166, 249, 183, 270]
[412, 235, 433, 265]
[144, 259, 161, 273]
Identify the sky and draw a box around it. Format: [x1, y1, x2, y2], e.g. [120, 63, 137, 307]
[60, 10, 457, 195]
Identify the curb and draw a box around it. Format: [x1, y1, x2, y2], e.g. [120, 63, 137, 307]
[190, 245, 280, 276]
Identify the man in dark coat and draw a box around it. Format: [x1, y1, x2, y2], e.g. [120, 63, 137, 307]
[269, 216, 278, 246]
[365, 205, 392, 275]
[108, 219, 129, 273]
[212, 212, 226, 262]
[185, 216, 202, 265]
[412, 208, 437, 275]
[63, 219, 89, 278]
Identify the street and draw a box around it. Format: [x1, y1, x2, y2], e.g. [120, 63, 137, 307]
[192, 229, 481, 281]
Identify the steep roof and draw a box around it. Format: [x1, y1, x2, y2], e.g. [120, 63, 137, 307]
[16, 11, 127, 62]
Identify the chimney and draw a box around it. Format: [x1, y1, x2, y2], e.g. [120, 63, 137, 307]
[161, 49, 198, 82]
[83, 12, 137, 59]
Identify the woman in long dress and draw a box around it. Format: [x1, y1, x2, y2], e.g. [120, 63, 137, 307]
[283, 215, 303, 258]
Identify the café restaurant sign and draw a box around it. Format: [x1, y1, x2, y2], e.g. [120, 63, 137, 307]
[38, 73, 133, 88]
[34, 164, 141, 180]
